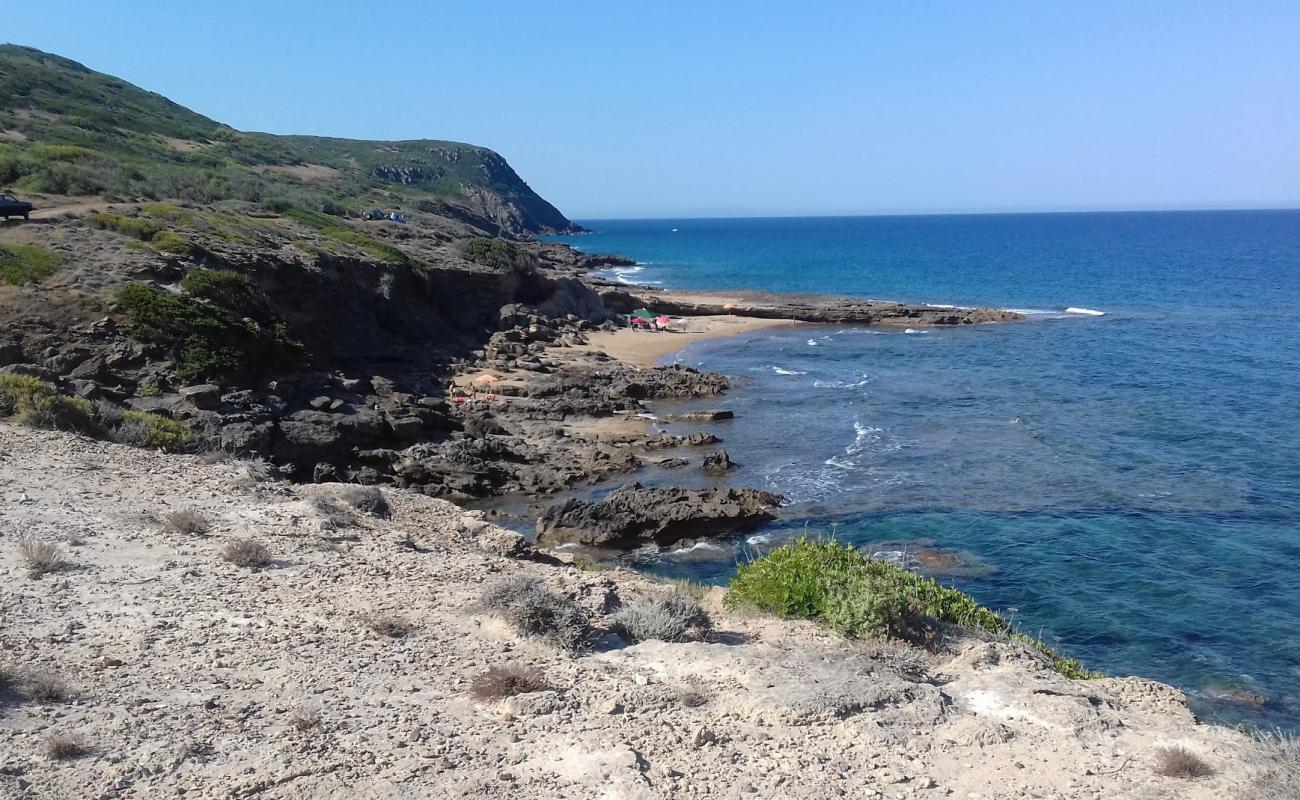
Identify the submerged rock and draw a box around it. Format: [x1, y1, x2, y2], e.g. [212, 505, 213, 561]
[535, 483, 784, 549]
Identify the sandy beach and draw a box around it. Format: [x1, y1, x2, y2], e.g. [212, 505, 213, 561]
[575, 314, 799, 367]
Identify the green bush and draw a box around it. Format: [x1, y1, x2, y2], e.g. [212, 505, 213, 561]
[0, 376, 97, 433]
[463, 237, 526, 270]
[115, 282, 302, 382]
[0, 244, 60, 285]
[180, 268, 254, 308]
[0, 373, 54, 415]
[117, 410, 192, 450]
[150, 230, 193, 257]
[726, 539, 1094, 679]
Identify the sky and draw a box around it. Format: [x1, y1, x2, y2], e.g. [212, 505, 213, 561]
[6, 1, 1299, 219]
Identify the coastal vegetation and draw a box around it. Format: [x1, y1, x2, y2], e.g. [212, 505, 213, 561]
[0, 243, 59, 285]
[0, 44, 577, 233]
[0, 373, 192, 449]
[725, 538, 1093, 679]
[114, 279, 304, 383]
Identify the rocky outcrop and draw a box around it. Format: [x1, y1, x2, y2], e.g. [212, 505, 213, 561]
[598, 287, 1024, 326]
[701, 450, 734, 473]
[535, 483, 785, 549]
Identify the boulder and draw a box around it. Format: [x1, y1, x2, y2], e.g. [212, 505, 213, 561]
[669, 409, 734, 422]
[535, 483, 784, 549]
[701, 450, 734, 474]
[179, 384, 221, 409]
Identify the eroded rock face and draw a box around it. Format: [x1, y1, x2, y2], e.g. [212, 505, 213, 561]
[535, 483, 784, 549]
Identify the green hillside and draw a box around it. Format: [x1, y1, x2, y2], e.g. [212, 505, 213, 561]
[0, 44, 576, 233]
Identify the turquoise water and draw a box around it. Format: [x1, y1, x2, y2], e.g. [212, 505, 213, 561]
[548, 211, 1300, 728]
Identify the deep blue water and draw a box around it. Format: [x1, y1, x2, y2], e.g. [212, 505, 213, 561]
[547, 211, 1300, 728]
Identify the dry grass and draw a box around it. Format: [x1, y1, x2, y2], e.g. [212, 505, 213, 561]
[163, 509, 211, 536]
[1154, 745, 1214, 778]
[45, 733, 89, 760]
[22, 670, 71, 703]
[288, 704, 322, 732]
[18, 536, 64, 574]
[336, 485, 389, 518]
[220, 537, 270, 568]
[676, 687, 710, 708]
[363, 614, 414, 639]
[1250, 731, 1300, 799]
[468, 665, 549, 700]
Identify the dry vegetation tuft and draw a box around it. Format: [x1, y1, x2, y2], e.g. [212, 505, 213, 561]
[362, 614, 414, 639]
[288, 704, 322, 732]
[45, 733, 89, 760]
[220, 537, 271, 568]
[1154, 745, 1214, 778]
[163, 509, 211, 536]
[22, 670, 71, 703]
[479, 576, 591, 652]
[336, 485, 389, 518]
[676, 687, 710, 708]
[18, 536, 64, 574]
[610, 591, 712, 643]
[468, 664, 549, 700]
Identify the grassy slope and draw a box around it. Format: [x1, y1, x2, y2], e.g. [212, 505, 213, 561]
[0, 44, 574, 232]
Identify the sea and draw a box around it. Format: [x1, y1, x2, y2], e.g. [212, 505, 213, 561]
[545, 211, 1300, 729]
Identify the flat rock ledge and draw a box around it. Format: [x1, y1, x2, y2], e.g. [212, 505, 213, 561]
[535, 483, 784, 549]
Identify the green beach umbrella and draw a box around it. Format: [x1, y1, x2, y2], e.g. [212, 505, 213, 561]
[629, 308, 657, 321]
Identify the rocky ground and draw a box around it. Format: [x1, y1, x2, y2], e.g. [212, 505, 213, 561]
[2, 424, 1293, 800]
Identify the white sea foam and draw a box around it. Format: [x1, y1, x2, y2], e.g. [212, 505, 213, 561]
[806, 339, 819, 346]
[772, 366, 807, 375]
[922, 302, 974, 310]
[745, 533, 775, 547]
[902, 328, 928, 335]
[1066, 306, 1106, 316]
[666, 540, 730, 556]
[814, 373, 871, 389]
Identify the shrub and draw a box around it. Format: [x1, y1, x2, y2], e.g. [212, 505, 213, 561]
[462, 237, 527, 270]
[1154, 745, 1214, 778]
[1249, 730, 1300, 799]
[726, 539, 1093, 678]
[163, 510, 211, 536]
[21, 670, 70, 703]
[180, 268, 254, 308]
[45, 734, 89, 761]
[610, 592, 712, 643]
[335, 485, 389, 518]
[115, 411, 192, 450]
[479, 576, 590, 652]
[468, 664, 549, 700]
[14, 393, 97, 433]
[19, 537, 64, 574]
[220, 537, 270, 568]
[0, 374, 52, 415]
[150, 230, 194, 257]
[284, 209, 410, 263]
[362, 614, 414, 638]
[0, 244, 60, 285]
[114, 282, 303, 383]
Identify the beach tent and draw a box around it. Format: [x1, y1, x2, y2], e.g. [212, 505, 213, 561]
[629, 309, 657, 321]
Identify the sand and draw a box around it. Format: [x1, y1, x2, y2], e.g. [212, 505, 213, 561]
[575, 314, 799, 367]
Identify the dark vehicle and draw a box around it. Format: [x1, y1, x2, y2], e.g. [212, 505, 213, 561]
[0, 192, 33, 220]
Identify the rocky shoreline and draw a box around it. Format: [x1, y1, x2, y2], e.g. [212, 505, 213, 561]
[2, 425, 1289, 799]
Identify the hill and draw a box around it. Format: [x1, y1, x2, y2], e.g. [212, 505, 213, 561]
[0, 44, 577, 234]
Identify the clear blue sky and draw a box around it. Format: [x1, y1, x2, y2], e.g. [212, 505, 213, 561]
[8, 1, 1299, 218]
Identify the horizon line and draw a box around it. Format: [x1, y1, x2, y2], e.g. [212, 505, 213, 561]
[564, 205, 1300, 223]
